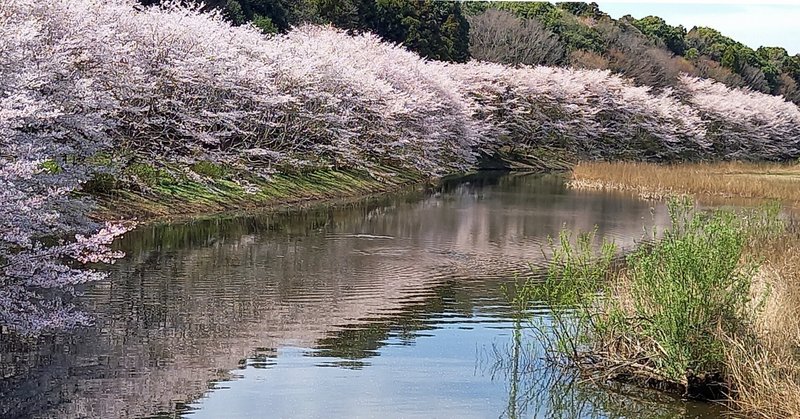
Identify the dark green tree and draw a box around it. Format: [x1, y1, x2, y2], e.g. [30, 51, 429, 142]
[631, 15, 686, 55]
[721, 45, 741, 72]
[686, 27, 731, 60]
[556, 2, 606, 19]
[252, 14, 278, 33]
[314, 0, 359, 28]
[366, 0, 470, 62]
[788, 55, 800, 80]
[296, 0, 470, 62]
[224, 0, 246, 25]
[188, 0, 294, 31]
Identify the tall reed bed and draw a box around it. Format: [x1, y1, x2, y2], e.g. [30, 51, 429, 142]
[571, 161, 800, 204]
[722, 229, 800, 417]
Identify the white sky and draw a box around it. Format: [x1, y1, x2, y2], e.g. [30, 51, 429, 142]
[593, 1, 800, 55]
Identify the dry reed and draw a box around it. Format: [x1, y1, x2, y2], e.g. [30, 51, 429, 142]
[570, 161, 800, 205]
[570, 161, 800, 416]
[723, 232, 800, 418]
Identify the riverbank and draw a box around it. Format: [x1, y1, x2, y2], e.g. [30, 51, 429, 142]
[535, 161, 800, 417]
[88, 147, 572, 224]
[569, 161, 800, 205]
[90, 164, 425, 223]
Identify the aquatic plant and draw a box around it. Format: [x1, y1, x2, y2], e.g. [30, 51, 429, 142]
[520, 199, 784, 400]
[622, 199, 757, 383]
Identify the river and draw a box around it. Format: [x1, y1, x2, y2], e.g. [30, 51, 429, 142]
[0, 172, 727, 418]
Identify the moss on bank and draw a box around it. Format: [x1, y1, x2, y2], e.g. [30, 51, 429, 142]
[90, 164, 426, 222]
[88, 148, 566, 223]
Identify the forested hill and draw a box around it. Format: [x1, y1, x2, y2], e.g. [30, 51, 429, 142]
[167, 0, 800, 104]
[465, 2, 800, 103]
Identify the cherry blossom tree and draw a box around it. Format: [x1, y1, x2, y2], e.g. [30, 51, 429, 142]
[447, 62, 710, 161]
[677, 75, 800, 160]
[2, 0, 800, 334]
[1, 0, 131, 334]
[10, 0, 795, 172]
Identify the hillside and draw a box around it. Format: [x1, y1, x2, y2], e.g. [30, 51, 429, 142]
[465, 2, 800, 103]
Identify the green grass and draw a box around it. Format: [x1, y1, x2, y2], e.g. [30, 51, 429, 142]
[517, 198, 783, 396]
[39, 159, 62, 174]
[625, 199, 757, 381]
[126, 162, 176, 187]
[190, 161, 228, 179]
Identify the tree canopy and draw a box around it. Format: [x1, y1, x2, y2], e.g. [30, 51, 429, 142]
[133, 0, 800, 103]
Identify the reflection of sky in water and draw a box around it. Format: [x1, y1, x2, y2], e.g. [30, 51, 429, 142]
[191, 319, 512, 419]
[188, 310, 721, 419]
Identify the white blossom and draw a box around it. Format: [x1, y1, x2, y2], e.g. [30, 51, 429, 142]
[2, 0, 799, 334]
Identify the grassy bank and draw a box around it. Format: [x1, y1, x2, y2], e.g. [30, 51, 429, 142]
[87, 163, 427, 223]
[520, 161, 800, 416]
[85, 146, 570, 223]
[570, 161, 800, 205]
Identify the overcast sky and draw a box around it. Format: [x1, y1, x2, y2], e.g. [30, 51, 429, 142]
[593, 2, 800, 55]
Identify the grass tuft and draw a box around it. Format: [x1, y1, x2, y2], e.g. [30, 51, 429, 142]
[126, 162, 174, 187]
[190, 161, 228, 179]
[518, 198, 791, 405]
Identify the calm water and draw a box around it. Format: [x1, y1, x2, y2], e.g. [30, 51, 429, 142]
[1, 173, 727, 418]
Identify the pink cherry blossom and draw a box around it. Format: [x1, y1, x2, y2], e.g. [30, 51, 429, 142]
[2, 0, 799, 334]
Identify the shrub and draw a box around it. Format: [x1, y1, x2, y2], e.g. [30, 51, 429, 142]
[624, 199, 757, 381]
[191, 161, 228, 179]
[82, 173, 119, 194]
[521, 198, 780, 396]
